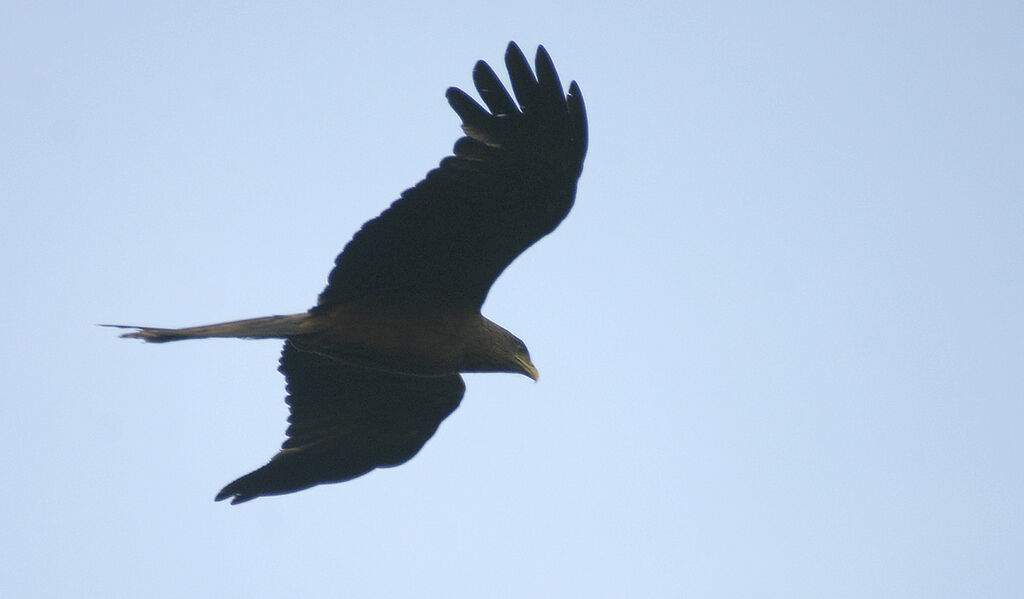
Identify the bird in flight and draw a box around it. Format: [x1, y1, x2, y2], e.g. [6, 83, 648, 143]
[111, 42, 588, 504]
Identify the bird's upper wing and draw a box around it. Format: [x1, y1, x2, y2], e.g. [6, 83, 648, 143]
[215, 341, 464, 504]
[315, 42, 588, 310]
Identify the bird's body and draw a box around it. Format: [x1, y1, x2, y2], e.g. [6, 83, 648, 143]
[112, 42, 586, 503]
[301, 301, 481, 376]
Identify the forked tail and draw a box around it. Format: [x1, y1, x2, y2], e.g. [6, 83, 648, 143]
[104, 313, 313, 343]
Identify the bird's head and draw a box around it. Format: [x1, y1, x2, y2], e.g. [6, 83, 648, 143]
[467, 318, 539, 380]
[506, 337, 539, 381]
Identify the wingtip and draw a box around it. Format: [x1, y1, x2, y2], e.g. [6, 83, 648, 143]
[567, 80, 588, 161]
[504, 41, 528, 68]
[535, 44, 551, 64]
[214, 486, 254, 505]
[214, 470, 265, 504]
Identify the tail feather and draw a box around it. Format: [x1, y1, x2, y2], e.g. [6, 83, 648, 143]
[103, 313, 313, 343]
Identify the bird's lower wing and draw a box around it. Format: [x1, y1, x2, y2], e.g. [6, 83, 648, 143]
[215, 341, 465, 504]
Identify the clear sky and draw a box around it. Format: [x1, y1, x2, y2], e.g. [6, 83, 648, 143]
[3, 2, 1021, 597]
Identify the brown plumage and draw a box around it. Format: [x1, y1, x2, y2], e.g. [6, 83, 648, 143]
[110, 42, 587, 504]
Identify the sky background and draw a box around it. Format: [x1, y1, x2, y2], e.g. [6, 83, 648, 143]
[3, 2, 1022, 597]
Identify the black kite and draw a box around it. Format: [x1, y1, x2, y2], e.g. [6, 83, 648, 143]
[111, 42, 588, 504]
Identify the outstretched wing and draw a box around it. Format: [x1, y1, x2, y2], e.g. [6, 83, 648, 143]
[215, 342, 464, 504]
[316, 42, 588, 310]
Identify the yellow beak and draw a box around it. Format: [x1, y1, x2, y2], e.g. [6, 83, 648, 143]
[515, 354, 540, 381]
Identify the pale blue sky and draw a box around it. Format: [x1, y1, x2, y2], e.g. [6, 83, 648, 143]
[2, 2, 1022, 597]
